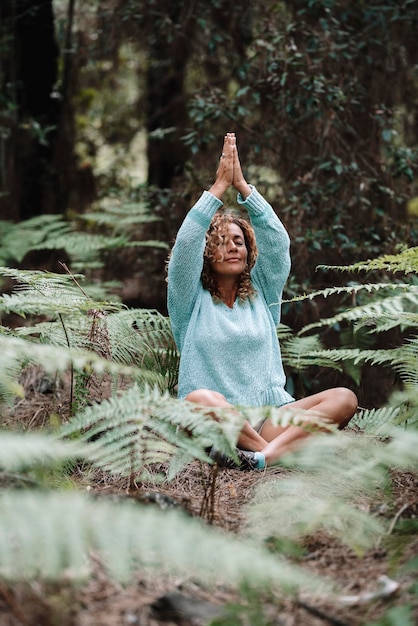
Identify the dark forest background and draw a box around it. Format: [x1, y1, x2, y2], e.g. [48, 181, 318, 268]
[1, 0, 418, 331]
[0, 6, 418, 623]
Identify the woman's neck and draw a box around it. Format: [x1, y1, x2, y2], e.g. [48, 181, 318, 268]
[217, 278, 239, 308]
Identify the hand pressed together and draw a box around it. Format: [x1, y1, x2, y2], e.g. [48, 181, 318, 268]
[209, 133, 251, 200]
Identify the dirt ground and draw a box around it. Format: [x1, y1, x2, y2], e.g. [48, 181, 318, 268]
[0, 378, 417, 626]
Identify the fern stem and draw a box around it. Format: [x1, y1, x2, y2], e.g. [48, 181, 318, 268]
[59, 262, 91, 300]
[58, 312, 74, 416]
[207, 464, 219, 525]
[198, 463, 219, 524]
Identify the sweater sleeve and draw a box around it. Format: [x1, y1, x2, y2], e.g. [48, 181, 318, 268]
[237, 186, 291, 325]
[167, 190, 223, 349]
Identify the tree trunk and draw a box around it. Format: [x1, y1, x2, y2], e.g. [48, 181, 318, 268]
[145, 0, 192, 189]
[0, 0, 72, 221]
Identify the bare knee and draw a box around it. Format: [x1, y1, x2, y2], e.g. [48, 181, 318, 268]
[334, 387, 358, 428]
[185, 388, 230, 408]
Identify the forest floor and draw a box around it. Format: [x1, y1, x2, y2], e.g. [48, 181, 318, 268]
[0, 375, 417, 626]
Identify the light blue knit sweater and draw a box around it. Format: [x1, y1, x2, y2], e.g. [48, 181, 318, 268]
[167, 185, 294, 414]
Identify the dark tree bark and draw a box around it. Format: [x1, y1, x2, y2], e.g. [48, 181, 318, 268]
[145, 0, 193, 189]
[0, 0, 76, 221]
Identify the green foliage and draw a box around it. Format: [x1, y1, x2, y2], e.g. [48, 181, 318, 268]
[245, 427, 418, 553]
[0, 238, 418, 624]
[2, 4, 418, 618]
[176, 0, 418, 289]
[0, 266, 121, 319]
[0, 197, 167, 283]
[0, 216, 72, 267]
[59, 384, 243, 481]
[0, 432, 83, 472]
[366, 605, 415, 626]
[0, 489, 317, 590]
[283, 250, 418, 421]
[318, 247, 418, 276]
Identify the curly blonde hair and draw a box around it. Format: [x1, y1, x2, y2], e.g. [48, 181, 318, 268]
[201, 212, 258, 303]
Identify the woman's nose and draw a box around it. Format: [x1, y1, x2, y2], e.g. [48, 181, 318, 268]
[227, 239, 237, 251]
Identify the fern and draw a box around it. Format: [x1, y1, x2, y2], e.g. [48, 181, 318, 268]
[244, 427, 418, 554]
[80, 198, 162, 233]
[393, 337, 418, 385]
[280, 334, 343, 373]
[0, 426, 415, 591]
[0, 333, 163, 405]
[0, 267, 179, 392]
[0, 490, 324, 591]
[298, 289, 418, 336]
[283, 281, 411, 304]
[0, 210, 168, 270]
[350, 407, 402, 434]
[317, 246, 418, 274]
[106, 309, 179, 392]
[0, 266, 121, 319]
[59, 384, 243, 481]
[0, 432, 85, 472]
[0, 215, 72, 265]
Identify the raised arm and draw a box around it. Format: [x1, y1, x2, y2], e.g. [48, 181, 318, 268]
[239, 188, 291, 324]
[167, 134, 235, 347]
[232, 137, 291, 324]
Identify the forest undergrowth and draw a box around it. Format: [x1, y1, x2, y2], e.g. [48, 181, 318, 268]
[1, 370, 417, 626]
[0, 218, 418, 625]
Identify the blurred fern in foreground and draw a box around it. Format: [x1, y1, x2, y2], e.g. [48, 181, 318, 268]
[0, 242, 417, 620]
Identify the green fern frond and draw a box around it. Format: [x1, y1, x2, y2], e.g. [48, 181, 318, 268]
[60, 384, 243, 480]
[31, 231, 130, 261]
[246, 427, 418, 553]
[377, 426, 418, 467]
[317, 246, 418, 274]
[0, 432, 85, 472]
[81, 202, 160, 232]
[299, 290, 418, 335]
[276, 323, 294, 339]
[0, 211, 167, 273]
[392, 338, 418, 387]
[311, 338, 418, 391]
[349, 407, 401, 434]
[61, 386, 243, 481]
[3, 275, 178, 390]
[0, 267, 121, 319]
[246, 477, 383, 555]
[15, 311, 112, 358]
[355, 312, 418, 334]
[386, 385, 418, 427]
[0, 357, 25, 406]
[0, 334, 162, 404]
[106, 309, 179, 391]
[1, 291, 90, 319]
[0, 215, 72, 265]
[0, 490, 325, 591]
[303, 347, 404, 369]
[283, 282, 410, 304]
[281, 334, 342, 372]
[124, 240, 169, 250]
[15, 318, 89, 349]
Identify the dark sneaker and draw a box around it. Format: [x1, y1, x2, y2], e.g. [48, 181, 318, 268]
[209, 447, 260, 471]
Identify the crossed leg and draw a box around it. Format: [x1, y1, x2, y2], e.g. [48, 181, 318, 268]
[185, 387, 358, 466]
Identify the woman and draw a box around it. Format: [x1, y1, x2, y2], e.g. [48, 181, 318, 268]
[167, 133, 358, 470]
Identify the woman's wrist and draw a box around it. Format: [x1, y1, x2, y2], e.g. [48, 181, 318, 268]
[208, 180, 230, 199]
[234, 179, 252, 199]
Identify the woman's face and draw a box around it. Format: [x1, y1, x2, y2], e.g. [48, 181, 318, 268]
[209, 223, 248, 277]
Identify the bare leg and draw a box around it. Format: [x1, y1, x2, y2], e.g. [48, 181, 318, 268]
[185, 389, 267, 451]
[260, 388, 358, 464]
[185, 387, 358, 467]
